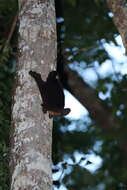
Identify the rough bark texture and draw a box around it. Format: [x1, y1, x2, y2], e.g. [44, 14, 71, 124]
[10, 0, 57, 190]
[107, 0, 127, 54]
[65, 67, 116, 129]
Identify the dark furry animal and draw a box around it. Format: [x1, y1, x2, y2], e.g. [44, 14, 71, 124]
[29, 71, 71, 118]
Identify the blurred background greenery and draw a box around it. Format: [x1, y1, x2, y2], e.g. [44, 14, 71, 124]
[1, 0, 127, 189]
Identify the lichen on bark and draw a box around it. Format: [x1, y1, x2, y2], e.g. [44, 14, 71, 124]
[10, 0, 57, 189]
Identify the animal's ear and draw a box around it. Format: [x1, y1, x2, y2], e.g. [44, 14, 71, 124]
[47, 71, 58, 80]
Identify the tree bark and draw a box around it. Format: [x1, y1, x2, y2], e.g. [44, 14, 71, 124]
[10, 0, 57, 190]
[107, 0, 127, 54]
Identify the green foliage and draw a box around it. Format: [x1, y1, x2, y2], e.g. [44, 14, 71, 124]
[64, 166, 98, 188]
[54, 0, 127, 189]
[0, 45, 12, 63]
[1, 0, 127, 189]
[0, 0, 17, 189]
[0, 0, 18, 64]
[62, 0, 118, 64]
[0, 66, 13, 190]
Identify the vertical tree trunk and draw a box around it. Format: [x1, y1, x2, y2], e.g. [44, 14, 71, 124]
[10, 0, 57, 189]
[107, 0, 127, 54]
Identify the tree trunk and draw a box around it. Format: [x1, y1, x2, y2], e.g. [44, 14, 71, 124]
[10, 0, 57, 190]
[107, 0, 127, 54]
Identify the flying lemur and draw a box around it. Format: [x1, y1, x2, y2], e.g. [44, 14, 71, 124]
[29, 71, 71, 118]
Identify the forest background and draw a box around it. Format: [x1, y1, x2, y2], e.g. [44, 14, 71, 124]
[0, 0, 127, 189]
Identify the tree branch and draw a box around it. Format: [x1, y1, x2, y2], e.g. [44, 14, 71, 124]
[65, 67, 116, 129]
